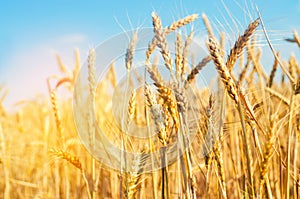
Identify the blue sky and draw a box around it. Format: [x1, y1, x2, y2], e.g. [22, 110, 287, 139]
[0, 0, 300, 109]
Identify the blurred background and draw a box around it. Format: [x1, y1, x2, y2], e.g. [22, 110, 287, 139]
[0, 0, 299, 110]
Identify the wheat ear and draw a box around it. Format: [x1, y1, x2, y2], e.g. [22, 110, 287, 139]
[207, 38, 239, 104]
[285, 30, 300, 48]
[125, 31, 138, 71]
[268, 52, 280, 87]
[50, 89, 65, 146]
[145, 84, 168, 145]
[124, 151, 148, 199]
[146, 59, 165, 87]
[87, 48, 98, 199]
[152, 12, 172, 72]
[146, 14, 197, 67]
[49, 148, 92, 199]
[165, 14, 198, 34]
[288, 55, 297, 83]
[181, 31, 194, 79]
[259, 129, 274, 196]
[185, 56, 211, 88]
[175, 32, 183, 80]
[226, 18, 259, 71]
[128, 90, 136, 121]
[202, 13, 214, 38]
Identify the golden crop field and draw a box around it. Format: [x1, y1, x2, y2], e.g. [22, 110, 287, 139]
[0, 10, 300, 199]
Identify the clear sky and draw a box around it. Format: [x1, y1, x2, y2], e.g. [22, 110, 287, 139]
[0, 0, 300, 109]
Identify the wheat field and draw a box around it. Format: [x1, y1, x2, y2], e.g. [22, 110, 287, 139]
[0, 11, 300, 199]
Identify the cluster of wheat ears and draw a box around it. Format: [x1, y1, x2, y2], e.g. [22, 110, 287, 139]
[0, 11, 300, 199]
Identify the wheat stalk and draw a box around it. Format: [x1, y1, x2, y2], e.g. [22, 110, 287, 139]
[259, 11, 296, 86]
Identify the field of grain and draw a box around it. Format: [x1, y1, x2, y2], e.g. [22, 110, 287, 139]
[0, 11, 300, 199]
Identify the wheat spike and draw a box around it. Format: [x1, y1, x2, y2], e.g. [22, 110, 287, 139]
[202, 13, 214, 38]
[88, 48, 96, 96]
[185, 56, 211, 88]
[146, 14, 197, 68]
[175, 32, 183, 80]
[268, 52, 280, 87]
[213, 139, 227, 198]
[285, 30, 300, 48]
[50, 89, 65, 146]
[155, 84, 180, 135]
[173, 86, 187, 114]
[259, 130, 274, 192]
[207, 37, 239, 104]
[152, 12, 172, 72]
[124, 151, 148, 199]
[181, 31, 194, 79]
[146, 60, 165, 87]
[125, 32, 138, 71]
[128, 90, 136, 121]
[203, 94, 216, 168]
[49, 148, 83, 171]
[226, 18, 260, 71]
[145, 84, 168, 145]
[165, 14, 198, 34]
[288, 55, 297, 82]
